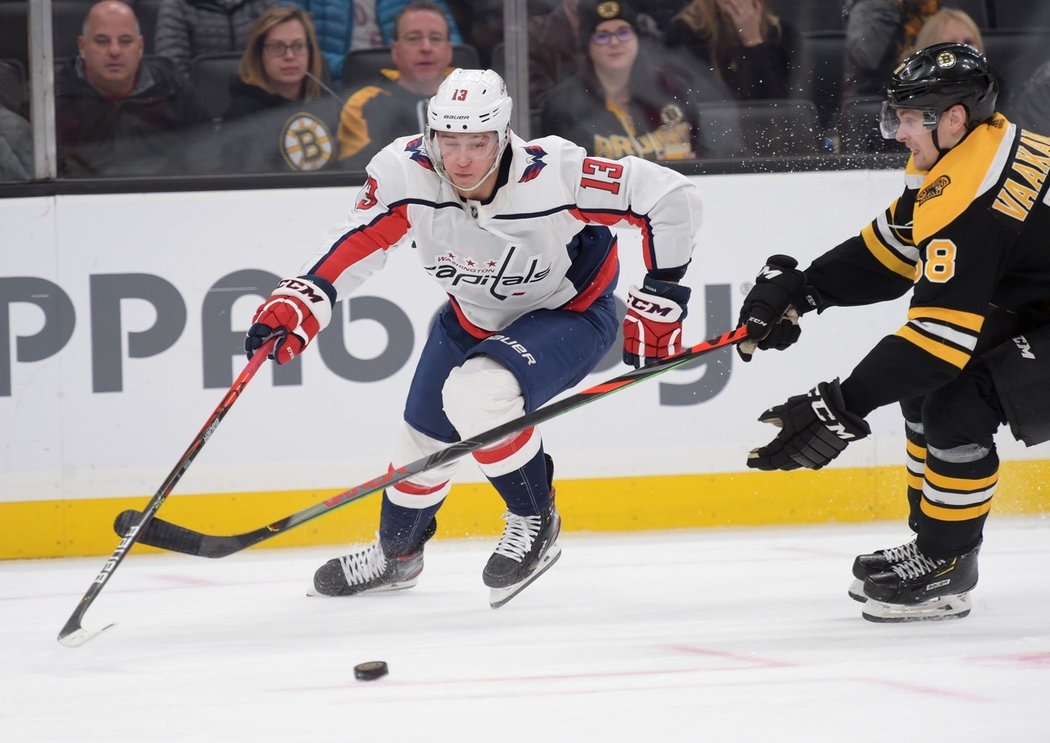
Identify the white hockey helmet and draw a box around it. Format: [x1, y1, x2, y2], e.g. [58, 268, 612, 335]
[427, 69, 513, 185]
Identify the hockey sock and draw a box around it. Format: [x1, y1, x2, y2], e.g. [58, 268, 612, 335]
[378, 493, 441, 557]
[480, 446, 552, 517]
[904, 420, 926, 533]
[915, 445, 996, 558]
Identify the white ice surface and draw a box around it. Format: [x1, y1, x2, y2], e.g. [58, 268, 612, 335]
[4, 518, 1050, 742]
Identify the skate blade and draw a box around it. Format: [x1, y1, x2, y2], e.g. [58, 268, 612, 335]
[306, 578, 419, 597]
[847, 578, 867, 603]
[861, 592, 972, 623]
[488, 545, 562, 609]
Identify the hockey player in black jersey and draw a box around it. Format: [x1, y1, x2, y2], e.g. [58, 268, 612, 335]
[738, 43, 1050, 622]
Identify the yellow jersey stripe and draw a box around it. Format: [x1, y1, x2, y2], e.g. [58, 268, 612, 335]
[906, 306, 985, 332]
[896, 326, 971, 368]
[906, 439, 926, 460]
[861, 224, 917, 279]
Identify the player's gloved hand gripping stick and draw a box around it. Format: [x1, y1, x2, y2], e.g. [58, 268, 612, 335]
[114, 326, 750, 560]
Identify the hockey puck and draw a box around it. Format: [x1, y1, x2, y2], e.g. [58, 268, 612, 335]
[354, 661, 389, 681]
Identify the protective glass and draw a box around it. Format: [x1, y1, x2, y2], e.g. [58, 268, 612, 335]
[879, 102, 939, 139]
[591, 27, 635, 45]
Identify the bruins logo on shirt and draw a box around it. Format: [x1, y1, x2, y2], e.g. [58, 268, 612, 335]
[916, 175, 951, 206]
[280, 113, 335, 172]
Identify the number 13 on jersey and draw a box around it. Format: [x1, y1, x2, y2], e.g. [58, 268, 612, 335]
[581, 158, 624, 194]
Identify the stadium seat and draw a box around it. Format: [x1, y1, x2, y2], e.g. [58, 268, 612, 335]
[190, 52, 242, 121]
[701, 99, 825, 158]
[0, 2, 28, 70]
[341, 43, 480, 90]
[767, 0, 846, 32]
[990, 1, 1050, 30]
[983, 30, 1048, 112]
[792, 31, 846, 129]
[0, 57, 25, 115]
[838, 95, 898, 154]
[130, 0, 163, 54]
[941, 0, 990, 29]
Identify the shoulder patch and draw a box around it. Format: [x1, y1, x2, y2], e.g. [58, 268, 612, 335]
[404, 135, 435, 171]
[916, 175, 950, 206]
[518, 145, 548, 183]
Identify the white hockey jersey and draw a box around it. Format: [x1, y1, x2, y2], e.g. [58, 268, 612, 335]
[302, 132, 702, 335]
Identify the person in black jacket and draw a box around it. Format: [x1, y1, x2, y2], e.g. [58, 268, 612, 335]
[665, 0, 799, 101]
[540, 0, 710, 161]
[55, 0, 211, 177]
[219, 5, 343, 173]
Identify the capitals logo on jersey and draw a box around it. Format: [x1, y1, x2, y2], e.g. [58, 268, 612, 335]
[519, 145, 548, 183]
[404, 136, 435, 171]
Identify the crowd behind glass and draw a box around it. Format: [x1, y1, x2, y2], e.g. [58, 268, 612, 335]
[0, 0, 1048, 184]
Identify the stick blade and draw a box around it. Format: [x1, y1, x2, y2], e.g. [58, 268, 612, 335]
[57, 620, 116, 647]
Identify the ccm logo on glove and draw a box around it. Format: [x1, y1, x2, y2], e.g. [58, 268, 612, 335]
[623, 277, 691, 369]
[245, 275, 336, 364]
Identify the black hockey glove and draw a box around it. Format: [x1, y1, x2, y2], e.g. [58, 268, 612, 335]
[747, 379, 870, 471]
[737, 255, 821, 362]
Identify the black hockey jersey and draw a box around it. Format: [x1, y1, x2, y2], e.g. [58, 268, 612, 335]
[804, 114, 1050, 416]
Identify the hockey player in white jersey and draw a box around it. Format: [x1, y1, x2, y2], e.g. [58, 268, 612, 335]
[244, 68, 703, 607]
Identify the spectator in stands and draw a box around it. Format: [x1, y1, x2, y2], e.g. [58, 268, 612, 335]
[0, 102, 32, 180]
[540, 0, 706, 161]
[1012, 60, 1050, 132]
[154, 0, 278, 78]
[287, 0, 462, 83]
[219, 5, 343, 173]
[55, 0, 212, 176]
[336, 1, 453, 168]
[665, 0, 799, 100]
[528, 0, 584, 108]
[910, 7, 983, 54]
[842, 0, 941, 98]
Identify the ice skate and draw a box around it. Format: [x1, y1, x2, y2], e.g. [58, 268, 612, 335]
[483, 503, 561, 609]
[848, 537, 921, 602]
[860, 542, 980, 623]
[311, 519, 436, 597]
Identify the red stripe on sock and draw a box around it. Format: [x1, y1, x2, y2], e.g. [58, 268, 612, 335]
[472, 427, 535, 465]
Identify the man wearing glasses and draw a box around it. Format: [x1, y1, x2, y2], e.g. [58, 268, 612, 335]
[335, 1, 455, 169]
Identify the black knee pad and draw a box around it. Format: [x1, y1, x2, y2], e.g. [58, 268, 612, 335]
[983, 323, 1050, 446]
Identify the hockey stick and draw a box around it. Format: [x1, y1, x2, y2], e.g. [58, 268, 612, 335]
[57, 338, 279, 647]
[114, 325, 748, 559]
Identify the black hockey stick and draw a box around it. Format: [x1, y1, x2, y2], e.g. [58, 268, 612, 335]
[114, 325, 748, 559]
[57, 338, 278, 647]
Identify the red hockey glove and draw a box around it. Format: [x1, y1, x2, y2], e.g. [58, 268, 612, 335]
[737, 255, 820, 362]
[623, 277, 691, 368]
[245, 275, 335, 365]
[747, 379, 870, 471]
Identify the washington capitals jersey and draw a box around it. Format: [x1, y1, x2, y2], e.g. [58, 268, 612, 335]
[805, 114, 1050, 416]
[301, 132, 701, 336]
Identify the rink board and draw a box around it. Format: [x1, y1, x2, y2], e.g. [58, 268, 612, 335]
[3, 172, 1049, 559]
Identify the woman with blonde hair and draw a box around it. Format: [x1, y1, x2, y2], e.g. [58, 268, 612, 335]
[220, 5, 344, 173]
[665, 0, 798, 100]
[912, 8, 984, 53]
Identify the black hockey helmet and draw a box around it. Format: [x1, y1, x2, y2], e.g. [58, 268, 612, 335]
[879, 42, 998, 139]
